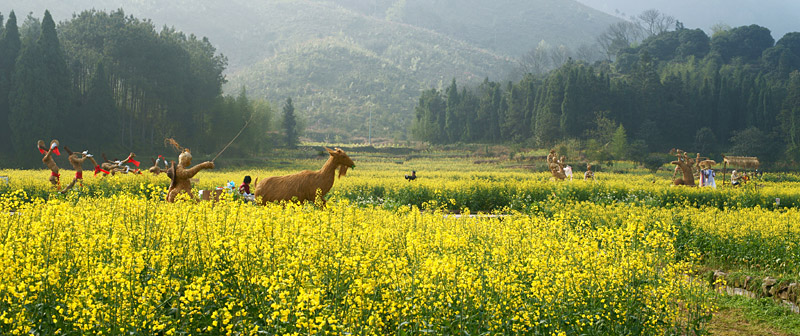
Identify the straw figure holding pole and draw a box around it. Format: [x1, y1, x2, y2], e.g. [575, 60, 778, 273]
[37, 140, 61, 188]
[254, 147, 355, 207]
[165, 139, 214, 202]
[60, 146, 100, 193]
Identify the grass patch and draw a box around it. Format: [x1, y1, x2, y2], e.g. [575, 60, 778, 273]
[710, 294, 800, 335]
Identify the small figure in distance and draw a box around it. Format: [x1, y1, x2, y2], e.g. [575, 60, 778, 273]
[584, 164, 595, 181]
[564, 165, 573, 180]
[239, 175, 255, 202]
[405, 171, 417, 181]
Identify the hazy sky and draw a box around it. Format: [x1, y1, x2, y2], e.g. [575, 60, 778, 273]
[576, 0, 800, 39]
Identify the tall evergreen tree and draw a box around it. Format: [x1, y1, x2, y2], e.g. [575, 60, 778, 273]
[779, 71, 800, 160]
[444, 79, 460, 142]
[82, 62, 117, 149]
[282, 97, 298, 148]
[38, 10, 72, 139]
[0, 11, 20, 155]
[9, 23, 48, 163]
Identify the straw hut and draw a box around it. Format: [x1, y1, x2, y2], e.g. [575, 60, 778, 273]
[721, 155, 760, 185]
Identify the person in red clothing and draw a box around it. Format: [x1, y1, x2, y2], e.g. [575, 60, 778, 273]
[239, 175, 252, 195]
[239, 175, 255, 202]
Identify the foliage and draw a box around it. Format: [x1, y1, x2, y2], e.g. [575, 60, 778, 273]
[282, 98, 298, 149]
[413, 22, 800, 167]
[0, 9, 273, 167]
[0, 184, 714, 335]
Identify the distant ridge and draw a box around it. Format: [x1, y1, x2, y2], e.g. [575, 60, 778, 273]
[1, 0, 621, 141]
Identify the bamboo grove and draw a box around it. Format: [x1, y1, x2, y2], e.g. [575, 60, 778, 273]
[0, 10, 274, 167]
[412, 25, 800, 166]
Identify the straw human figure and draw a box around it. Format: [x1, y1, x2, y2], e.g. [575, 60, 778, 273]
[37, 140, 61, 188]
[254, 147, 355, 207]
[100, 152, 138, 175]
[166, 148, 214, 202]
[149, 155, 168, 175]
[669, 148, 696, 186]
[60, 146, 100, 193]
[547, 149, 567, 180]
[584, 164, 595, 180]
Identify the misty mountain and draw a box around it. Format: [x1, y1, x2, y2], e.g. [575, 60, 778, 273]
[0, 0, 620, 141]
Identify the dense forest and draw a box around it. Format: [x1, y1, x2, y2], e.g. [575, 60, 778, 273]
[0, 10, 275, 167]
[412, 23, 800, 166]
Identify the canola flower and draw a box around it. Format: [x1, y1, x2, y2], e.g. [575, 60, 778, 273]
[0, 191, 714, 335]
[2, 162, 798, 335]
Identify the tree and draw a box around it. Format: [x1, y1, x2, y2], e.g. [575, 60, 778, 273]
[779, 71, 800, 161]
[0, 11, 20, 155]
[37, 11, 73, 141]
[610, 124, 628, 160]
[636, 9, 675, 37]
[81, 62, 118, 150]
[728, 127, 772, 162]
[711, 24, 774, 62]
[282, 97, 299, 148]
[444, 79, 460, 142]
[596, 21, 644, 61]
[521, 40, 552, 75]
[9, 11, 71, 164]
[694, 127, 718, 155]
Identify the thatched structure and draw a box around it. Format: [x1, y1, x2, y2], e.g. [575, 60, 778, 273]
[721, 155, 760, 185]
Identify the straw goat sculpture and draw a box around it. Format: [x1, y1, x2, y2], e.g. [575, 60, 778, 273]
[254, 147, 355, 206]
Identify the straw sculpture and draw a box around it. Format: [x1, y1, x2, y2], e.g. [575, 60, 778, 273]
[166, 148, 214, 202]
[546, 149, 567, 180]
[100, 152, 138, 175]
[584, 164, 595, 180]
[254, 147, 355, 206]
[670, 149, 696, 186]
[59, 146, 99, 193]
[149, 155, 168, 175]
[37, 140, 61, 188]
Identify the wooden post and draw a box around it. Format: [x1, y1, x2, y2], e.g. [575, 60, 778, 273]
[722, 161, 727, 186]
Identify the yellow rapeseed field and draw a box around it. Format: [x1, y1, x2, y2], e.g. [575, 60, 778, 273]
[1, 160, 798, 335]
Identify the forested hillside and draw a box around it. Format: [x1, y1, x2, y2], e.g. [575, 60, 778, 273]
[412, 24, 800, 166]
[328, 0, 619, 57]
[0, 0, 620, 142]
[0, 10, 272, 167]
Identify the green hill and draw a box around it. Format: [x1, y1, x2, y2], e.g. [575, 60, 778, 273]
[1, 0, 620, 141]
[329, 0, 621, 57]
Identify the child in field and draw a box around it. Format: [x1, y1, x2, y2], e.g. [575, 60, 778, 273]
[239, 175, 255, 202]
[239, 176, 252, 194]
